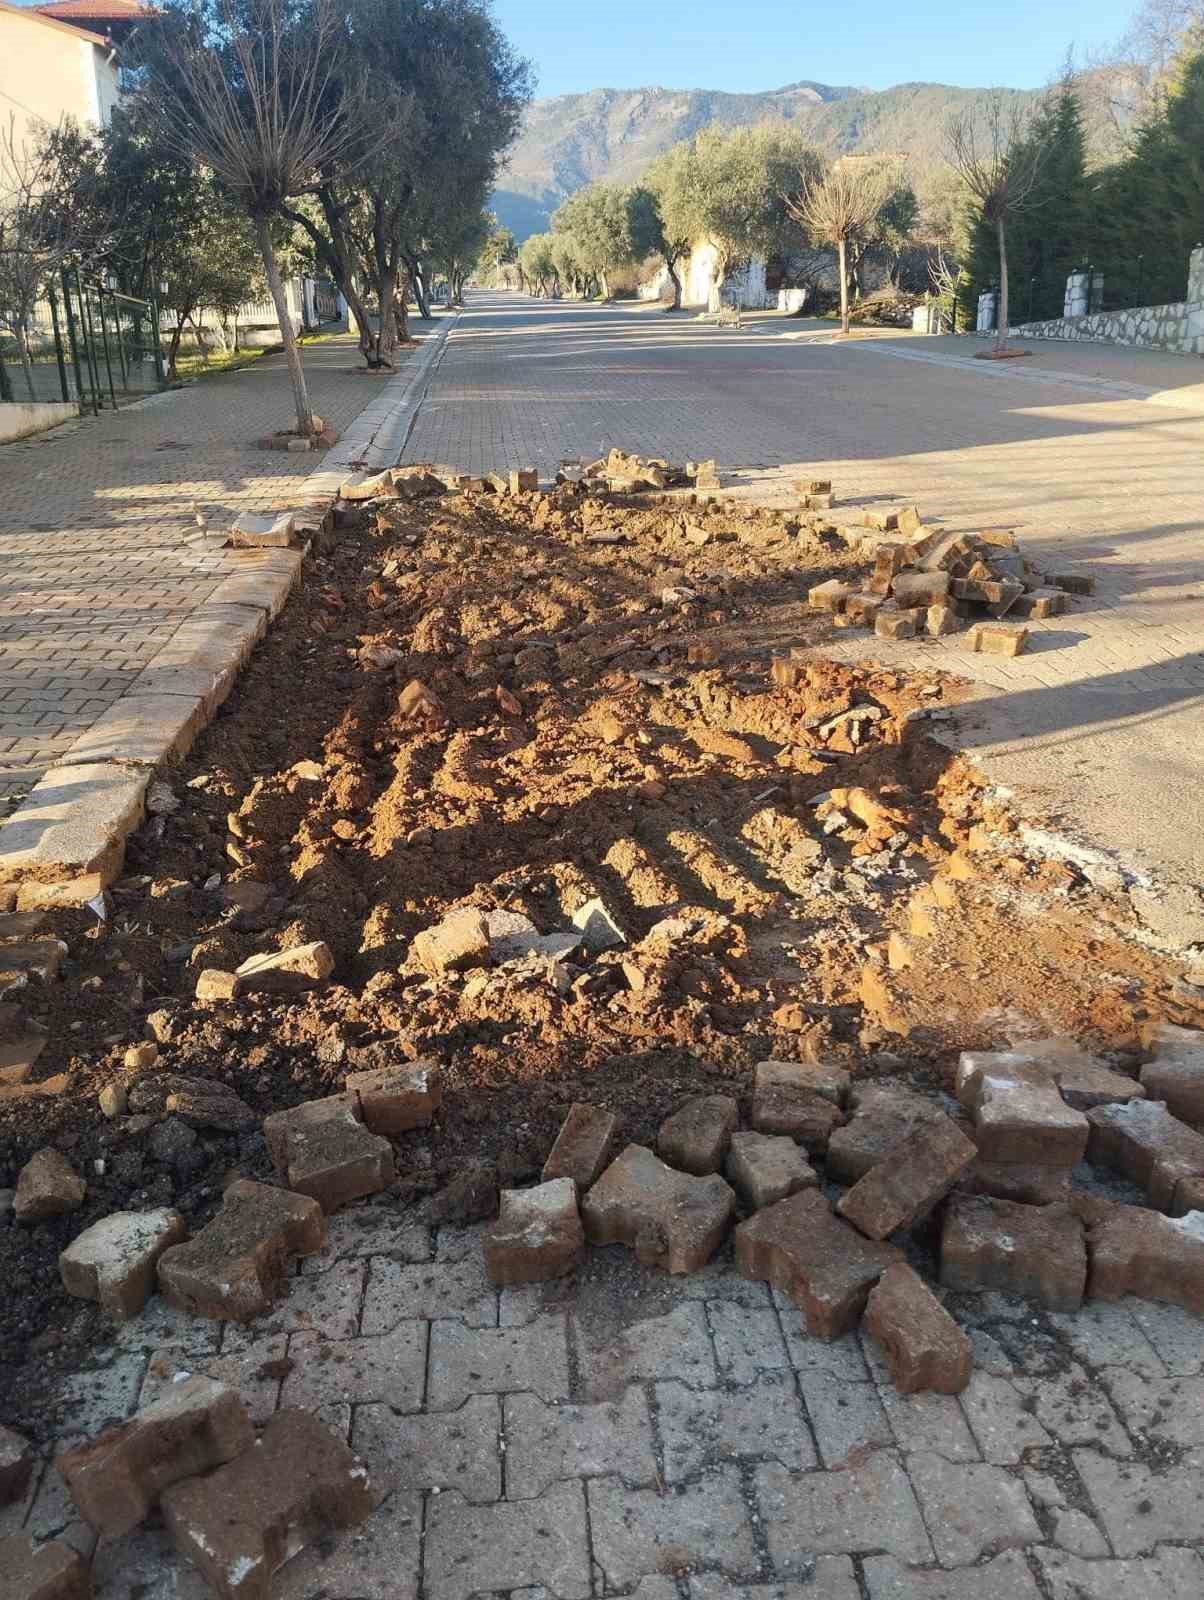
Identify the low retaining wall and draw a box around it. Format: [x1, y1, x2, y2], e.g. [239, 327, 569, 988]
[0, 401, 78, 442]
[1012, 299, 1204, 356]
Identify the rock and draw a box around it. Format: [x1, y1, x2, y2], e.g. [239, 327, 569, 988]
[234, 941, 334, 995]
[262, 1096, 394, 1213]
[59, 1207, 186, 1320]
[1086, 1098, 1204, 1213]
[656, 1095, 739, 1176]
[98, 1083, 128, 1119]
[570, 897, 625, 951]
[128, 1074, 256, 1133]
[411, 908, 490, 976]
[581, 1144, 735, 1273]
[837, 1114, 977, 1241]
[1087, 1205, 1204, 1314]
[957, 1050, 1088, 1168]
[735, 1187, 900, 1340]
[0, 1537, 91, 1600]
[55, 1375, 252, 1539]
[430, 1165, 498, 1224]
[940, 1194, 1087, 1311]
[826, 1087, 948, 1183]
[161, 1410, 374, 1600]
[195, 969, 241, 1001]
[1141, 1023, 1204, 1129]
[864, 1262, 973, 1394]
[346, 1058, 442, 1133]
[0, 1422, 34, 1507]
[484, 1178, 585, 1285]
[751, 1058, 846, 1150]
[14, 1148, 85, 1223]
[157, 1179, 326, 1322]
[542, 1103, 622, 1191]
[724, 1131, 817, 1210]
[123, 1042, 158, 1072]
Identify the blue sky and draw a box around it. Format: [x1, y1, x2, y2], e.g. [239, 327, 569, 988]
[494, 0, 1138, 98]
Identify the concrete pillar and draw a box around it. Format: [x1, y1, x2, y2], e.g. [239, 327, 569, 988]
[976, 291, 996, 332]
[1064, 270, 1089, 318]
[1188, 244, 1204, 304]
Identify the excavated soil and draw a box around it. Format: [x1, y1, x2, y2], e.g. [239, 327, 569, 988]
[0, 480, 1193, 1438]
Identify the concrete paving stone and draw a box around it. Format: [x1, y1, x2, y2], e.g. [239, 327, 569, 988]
[872, 1379, 981, 1461]
[21, 1460, 97, 1559]
[706, 1301, 789, 1382]
[89, 1525, 211, 1600]
[353, 1395, 502, 1503]
[673, 1249, 772, 1304]
[1074, 1445, 1204, 1554]
[427, 1314, 570, 1409]
[503, 1387, 656, 1498]
[862, 1550, 1041, 1599]
[1021, 1363, 1132, 1454]
[588, 1465, 759, 1587]
[1052, 1507, 1110, 1557]
[1104, 1369, 1204, 1445]
[655, 1372, 817, 1480]
[423, 1480, 591, 1600]
[690, 1563, 859, 1600]
[112, 1293, 222, 1358]
[221, 1256, 365, 1350]
[59, 694, 207, 767]
[577, 1300, 719, 1399]
[301, 1211, 431, 1268]
[965, 1325, 1016, 1374]
[957, 1370, 1053, 1462]
[756, 1453, 933, 1565]
[140, 1331, 287, 1424]
[272, 1489, 423, 1600]
[281, 1324, 427, 1412]
[1128, 1299, 1204, 1374]
[1034, 1546, 1204, 1600]
[907, 1451, 1042, 1567]
[772, 1299, 869, 1380]
[362, 1253, 497, 1332]
[52, 1348, 146, 1447]
[797, 1370, 892, 1468]
[0, 763, 148, 906]
[1047, 1302, 1166, 1377]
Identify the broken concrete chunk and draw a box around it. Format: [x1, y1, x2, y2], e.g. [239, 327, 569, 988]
[1141, 1023, 1204, 1128]
[837, 1114, 977, 1240]
[157, 1179, 326, 1322]
[161, 1410, 374, 1600]
[14, 1148, 85, 1223]
[542, 1103, 622, 1190]
[864, 1262, 972, 1394]
[0, 1423, 34, 1507]
[808, 579, 854, 614]
[59, 1207, 186, 1320]
[234, 941, 334, 995]
[875, 609, 918, 640]
[570, 897, 625, 951]
[0, 1537, 91, 1600]
[346, 1058, 442, 1133]
[340, 469, 395, 502]
[724, 1131, 817, 1210]
[262, 1096, 394, 1214]
[581, 1144, 735, 1273]
[656, 1094, 739, 1176]
[0, 762, 148, 909]
[484, 1177, 585, 1286]
[1087, 1205, 1204, 1315]
[940, 1194, 1087, 1311]
[230, 511, 296, 549]
[56, 1375, 252, 1539]
[1086, 1098, 1204, 1213]
[195, 968, 241, 1001]
[966, 622, 1028, 656]
[736, 1187, 900, 1340]
[411, 908, 490, 976]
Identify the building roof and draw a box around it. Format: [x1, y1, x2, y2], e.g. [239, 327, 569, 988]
[0, 0, 107, 46]
[35, 0, 151, 20]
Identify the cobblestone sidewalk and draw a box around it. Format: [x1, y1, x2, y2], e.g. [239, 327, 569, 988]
[5, 1208, 1203, 1599]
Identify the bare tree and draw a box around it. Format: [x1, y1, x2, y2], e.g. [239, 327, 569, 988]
[783, 156, 891, 334]
[945, 93, 1048, 353]
[140, 0, 375, 434]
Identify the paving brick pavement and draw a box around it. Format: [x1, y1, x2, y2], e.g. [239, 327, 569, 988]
[5, 1210, 1203, 1598]
[0, 334, 421, 793]
[402, 293, 1204, 928]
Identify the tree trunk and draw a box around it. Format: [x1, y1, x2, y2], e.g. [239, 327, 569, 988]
[995, 216, 1010, 352]
[254, 214, 313, 435]
[167, 316, 186, 382]
[598, 269, 610, 302]
[838, 237, 850, 335]
[410, 263, 431, 320]
[16, 319, 36, 402]
[665, 258, 681, 310]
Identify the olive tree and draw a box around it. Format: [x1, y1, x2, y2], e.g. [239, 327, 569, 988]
[783, 156, 892, 334]
[551, 184, 636, 300]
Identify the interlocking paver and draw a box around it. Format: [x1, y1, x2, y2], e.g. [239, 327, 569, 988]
[797, 1367, 892, 1467]
[576, 1299, 719, 1398]
[423, 1480, 591, 1600]
[957, 1370, 1053, 1463]
[427, 1314, 570, 1409]
[691, 1565, 859, 1600]
[655, 1372, 817, 1480]
[502, 1387, 656, 1498]
[907, 1452, 1042, 1567]
[353, 1395, 502, 1502]
[706, 1299, 789, 1381]
[863, 1550, 1041, 1599]
[272, 1490, 423, 1600]
[587, 1465, 759, 1587]
[756, 1451, 933, 1565]
[281, 1324, 427, 1411]
[1034, 1546, 1204, 1600]
[1073, 1445, 1204, 1554]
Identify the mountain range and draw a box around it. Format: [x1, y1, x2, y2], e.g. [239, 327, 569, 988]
[491, 79, 1048, 239]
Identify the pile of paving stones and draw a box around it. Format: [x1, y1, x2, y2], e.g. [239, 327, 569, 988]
[804, 492, 1096, 657]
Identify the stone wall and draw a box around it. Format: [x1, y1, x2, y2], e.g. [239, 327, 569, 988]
[1007, 245, 1204, 356]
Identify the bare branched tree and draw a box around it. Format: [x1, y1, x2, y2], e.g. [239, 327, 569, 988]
[783, 157, 891, 334]
[945, 93, 1048, 352]
[140, 0, 376, 434]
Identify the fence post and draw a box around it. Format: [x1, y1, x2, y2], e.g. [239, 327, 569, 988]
[78, 277, 103, 413]
[47, 286, 70, 402]
[149, 284, 167, 386]
[0, 347, 13, 404]
[95, 285, 118, 408]
[60, 265, 88, 410]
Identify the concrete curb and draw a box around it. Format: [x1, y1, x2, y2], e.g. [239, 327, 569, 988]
[0, 321, 458, 907]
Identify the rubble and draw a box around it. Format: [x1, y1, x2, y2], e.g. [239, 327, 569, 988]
[1086, 1098, 1204, 1213]
[751, 1058, 847, 1150]
[1140, 1023, 1204, 1128]
[826, 1087, 948, 1183]
[581, 1144, 735, 1273]
[13, 1148, 85, 1223]
[262, 1095, 394, 1213]
[940, 1194, 1087, 1311]
[59, 1207, 186, 1320]
[484, 1177, 585, 1285]
[160, 1410, 374, 1600]
[346, 1057, 442, 1133]
[0, 1537, 91, 1600]
[410, 907, 490, 975]
[156, 1179, 326, 1321]
[735, 1187, 900, 1339]
[542, 1104, 622, 1191]
[863, 1263, 973, 1394]
[0, 1422, 34, 1506]
[957, 1050, 1089, 1168]
[234, 940, 334, 995]
[656, 1094, 739, 1175]
[836, 1114, 976, 1241]
[1087, 1204, 1204, 1314]
[55, 1376, 252, 1539]
[724, 1131, 817, 1210]
[126, 1073, 256, 1133]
